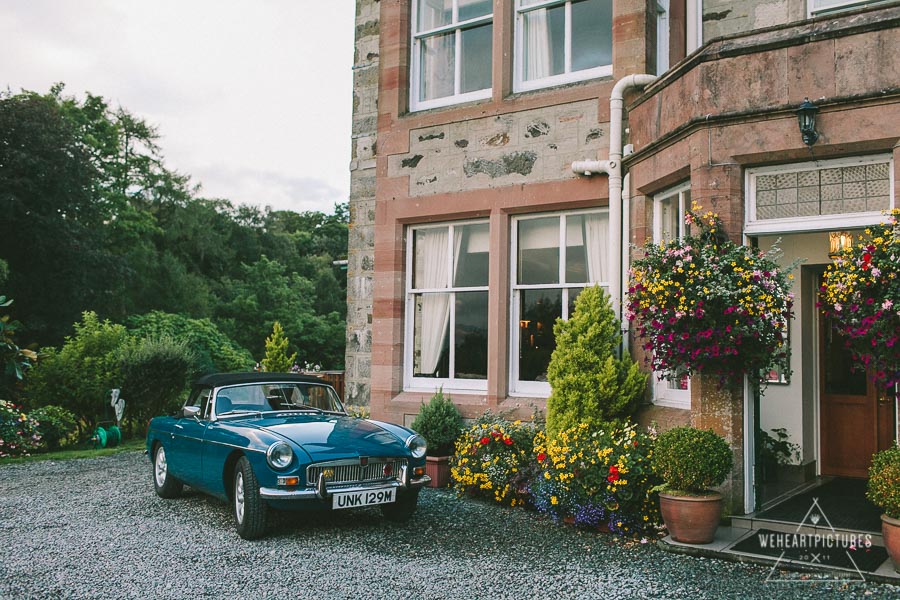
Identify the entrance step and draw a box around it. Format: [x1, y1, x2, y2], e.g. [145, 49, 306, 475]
[732, 515, 884, 545]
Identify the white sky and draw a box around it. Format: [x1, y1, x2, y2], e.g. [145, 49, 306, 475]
[0, 0, 356, 214]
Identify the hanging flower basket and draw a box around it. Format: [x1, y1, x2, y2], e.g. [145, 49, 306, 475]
[626, 204, 794, 388]
[819, 209, 900, 394]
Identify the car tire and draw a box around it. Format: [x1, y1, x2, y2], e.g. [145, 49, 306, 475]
[233, 456, 268, 540]
[380, 489, 420, 522]
[152, 444, 183, 499]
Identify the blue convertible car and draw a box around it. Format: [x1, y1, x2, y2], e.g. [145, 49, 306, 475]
[147, 373, 430, 539]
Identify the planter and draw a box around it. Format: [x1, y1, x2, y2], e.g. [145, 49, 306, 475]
[882, 514, 900, 573]
[659, 491, 723, 544]
[425, 455, 451, 488]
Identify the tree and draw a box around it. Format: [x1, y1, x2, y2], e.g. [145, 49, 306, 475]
[119, 335, 196, 424]
[262, 322, 297, 373]
[545, 286, 647, 437]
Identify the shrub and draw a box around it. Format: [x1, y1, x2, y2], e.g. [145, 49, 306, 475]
[29, 405, 77, 450]
[652, 426, 733, 494]
[0, 399, 42, 457]
[546, 286, 647, 437]
[532, 422, 661, 536]
[126, 311, 253, 373]
[868, 445, 900, 519]
[119, 335, 196, 424]
[451, 416, 541, 507]
[261, 321, 297, 373]
[410, 389, 463, 456]
[23, 312, 129, 427]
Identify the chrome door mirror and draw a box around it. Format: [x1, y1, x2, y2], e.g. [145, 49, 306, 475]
[182, 405, 201, 419]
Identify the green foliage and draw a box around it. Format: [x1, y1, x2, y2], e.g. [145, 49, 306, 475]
[0, 399, 42, 457]
[29, 405, 77, 450]
[119, 335, 196, 423]
[23, 312, 129, 426]
[126, 311, 253, 373]
[262, 321, 297, 373]
[868, 445, 900, 519]
[532, 422, 661, 536]
[546, 286, 647, 437]
[1, 296, 38, 394]
[652, 426, 733, 494]
[451, 416, 542, 507]
[410, 389, 463, 456]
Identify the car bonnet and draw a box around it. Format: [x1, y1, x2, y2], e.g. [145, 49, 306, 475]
[258, 415, 409, 460]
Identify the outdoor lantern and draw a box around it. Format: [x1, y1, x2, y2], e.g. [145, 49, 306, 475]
[797, 97, 819, 146]
[828, 231, 853, 259]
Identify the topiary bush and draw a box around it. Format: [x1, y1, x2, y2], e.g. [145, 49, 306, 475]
[410, 389, 463, 456]
[868, 445, 900, 519]
[546, 285, 647, 437]
[29, 405, 77, 450]
[652, 426, 733, 495]
[119, 335, 196, 424]
[261, 321, 297, 373]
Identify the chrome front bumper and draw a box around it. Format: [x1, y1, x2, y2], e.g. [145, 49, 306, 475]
[260, 466, 431, 500]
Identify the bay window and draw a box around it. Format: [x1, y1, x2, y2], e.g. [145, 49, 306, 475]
[514, 0, 613, 92]
[406, 221, 490, 389]
[411, 0, 493, 111]
[511, 210, 609, 395]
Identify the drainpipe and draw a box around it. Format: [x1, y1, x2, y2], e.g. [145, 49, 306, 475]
[572, 73, 657, 327]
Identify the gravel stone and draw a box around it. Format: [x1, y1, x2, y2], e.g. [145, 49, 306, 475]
[1, 452, 898, 599]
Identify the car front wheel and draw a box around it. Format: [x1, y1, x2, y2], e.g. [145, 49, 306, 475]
[233, 456, 268, 540]
[380, 489, 420, 522]
[152, 444, 183, 499]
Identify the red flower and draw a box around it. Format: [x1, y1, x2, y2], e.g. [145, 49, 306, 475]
[537, 452, 546, 462]
[607, 465, 620, 482]
[503, 437, 513, 446]
[480, 437, 490, 445]
[491, 431, 501, 438]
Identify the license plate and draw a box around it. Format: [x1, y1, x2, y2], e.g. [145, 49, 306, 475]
[332, 488, 396, 509]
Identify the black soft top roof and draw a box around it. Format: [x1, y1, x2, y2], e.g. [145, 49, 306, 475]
[194, 372, 329, 388]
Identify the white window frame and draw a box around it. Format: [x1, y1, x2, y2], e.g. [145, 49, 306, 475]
[656, 0, 670, 75]
[651, 182, 692, 408]
[513, 0, 613, 93]
[808, 0, 890, 17]
[745, 154, 895, 236]
[410, 0, 493, 112]
[404, 219, 490, 392]
[509, 209, 610, 397]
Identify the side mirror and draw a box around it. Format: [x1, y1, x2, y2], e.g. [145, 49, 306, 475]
[182, 405, 201, 419]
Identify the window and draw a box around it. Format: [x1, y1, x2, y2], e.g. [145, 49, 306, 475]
[405, 221, 490, 390]
[652, 183, 691, 408]
[745, 154, 893, 235]
[411, 0, 493, 111]
[514, 0, 613, 92]
[808, 0, 890, 17]
[511, 210, 609, 395]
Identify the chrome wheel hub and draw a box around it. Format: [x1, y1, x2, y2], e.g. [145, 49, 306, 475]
[154, 448, 167, 486]
[235, 472, 245, 524]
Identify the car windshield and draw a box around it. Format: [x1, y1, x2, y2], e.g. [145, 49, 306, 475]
[215, 382, 345, 415]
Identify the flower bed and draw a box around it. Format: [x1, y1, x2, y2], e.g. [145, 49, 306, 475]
[531, 422, 661, 536]
[0, 399, 42, 458]
[627, 204, 794, 387]
[451, 417, 541, 507]
[820, 209, 900, 393]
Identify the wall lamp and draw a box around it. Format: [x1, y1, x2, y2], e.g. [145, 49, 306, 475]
[828, 231, 853, 259]
[797, 97, 819, 146]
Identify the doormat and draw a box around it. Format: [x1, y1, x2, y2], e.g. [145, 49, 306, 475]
[730, 528, 888, 574]
[756, 478, 881, 532]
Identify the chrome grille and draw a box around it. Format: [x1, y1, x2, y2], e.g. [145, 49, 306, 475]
[306, 458, 407, 487]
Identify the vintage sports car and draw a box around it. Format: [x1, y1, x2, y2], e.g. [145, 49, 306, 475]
[146, 372, 430, 539]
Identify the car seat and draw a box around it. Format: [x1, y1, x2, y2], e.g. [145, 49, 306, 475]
[216, 396, 233, 414]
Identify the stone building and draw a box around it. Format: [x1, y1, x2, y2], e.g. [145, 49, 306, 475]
[346, 0, 900, 514]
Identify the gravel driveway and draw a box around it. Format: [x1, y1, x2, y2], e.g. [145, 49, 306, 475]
[1, 451, 898, 599]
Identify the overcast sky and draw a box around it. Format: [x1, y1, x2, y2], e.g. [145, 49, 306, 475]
[0, 0, 355, 214]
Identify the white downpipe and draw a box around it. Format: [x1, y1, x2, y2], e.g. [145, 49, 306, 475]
[621, 171, 631, 355]
[571, 74, 657, 328]
[607, 74, 657, 325]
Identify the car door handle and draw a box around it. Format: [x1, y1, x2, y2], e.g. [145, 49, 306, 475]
[174, 423, 184, 430]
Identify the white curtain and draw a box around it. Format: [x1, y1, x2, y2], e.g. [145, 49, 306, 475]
[420, 0, 455, 101]
[417, 227, 462, 376]
[524, 8, 550, 81]
[584, 213, 609, 283]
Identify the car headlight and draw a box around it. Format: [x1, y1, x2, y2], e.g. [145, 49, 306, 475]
[266, 442, 294, 470]
[406, 434, 427, 459]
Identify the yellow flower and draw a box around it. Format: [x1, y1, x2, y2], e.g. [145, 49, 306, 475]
[551, 496, 558, 505]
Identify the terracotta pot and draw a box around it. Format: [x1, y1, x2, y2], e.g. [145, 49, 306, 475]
[659, 491, 723, 544]
[425, 455, 451, 488]
[882, 514, 900, 573]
